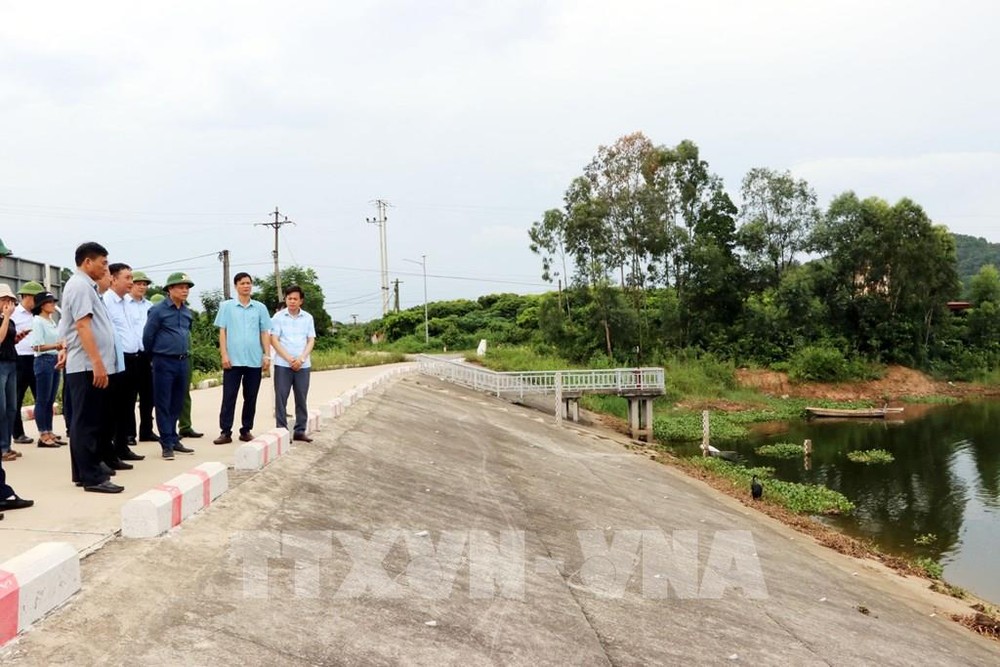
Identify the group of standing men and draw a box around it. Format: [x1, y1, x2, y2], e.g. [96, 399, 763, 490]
[2, 240, 317, 502]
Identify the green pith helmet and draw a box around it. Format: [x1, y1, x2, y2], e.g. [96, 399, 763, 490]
[17, 280, 45, 296]
[131, 270, 151, 284]
[0, 238, 11, 256]
[150, 294, 165, 304]
[164, 272, 195, 288]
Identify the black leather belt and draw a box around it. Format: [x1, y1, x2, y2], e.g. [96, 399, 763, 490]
[124, 352, 141, 358]
[154, 353, 189, 360]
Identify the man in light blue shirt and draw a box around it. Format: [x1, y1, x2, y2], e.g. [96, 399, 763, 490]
[212, 272, 271, 444]
[270, 285, 316, 441]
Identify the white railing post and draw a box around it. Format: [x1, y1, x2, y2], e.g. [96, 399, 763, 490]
[555, 371, 563, 425]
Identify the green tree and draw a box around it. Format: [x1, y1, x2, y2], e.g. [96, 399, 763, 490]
[737, 167, 820, 288]
[251, 266, 334, 335]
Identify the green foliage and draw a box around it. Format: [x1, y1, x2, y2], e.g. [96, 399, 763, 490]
[787, 345, 851, 382]
[913, 533, 938, 546]
[251, 266, 334, 335]
[847, 449, 895, 464]
[914, 556, 943, 580]
[687, 458, 854, 514]
[653, 413, 748, 443]
[755, 443, 805, 459]
[954, 233, 1000, 293]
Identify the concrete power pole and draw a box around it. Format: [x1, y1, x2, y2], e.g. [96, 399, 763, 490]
[392, 279, 402, 312]
[256, 207, 295, 302]
[219, 250, 231, 299]
[366, 199, 390, 316]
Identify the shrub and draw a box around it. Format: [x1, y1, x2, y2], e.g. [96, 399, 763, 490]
[788, 345, 850, 382]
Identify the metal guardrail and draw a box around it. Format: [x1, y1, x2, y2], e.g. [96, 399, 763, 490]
[416, 355, 665, 399]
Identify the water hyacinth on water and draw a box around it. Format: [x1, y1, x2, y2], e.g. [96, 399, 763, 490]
[754, 442, 805, 459]
[846, 449, 895, 465]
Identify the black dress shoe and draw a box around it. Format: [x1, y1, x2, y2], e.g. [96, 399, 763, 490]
[108, 460, 134, 471]
[13, 435, 33, 445]
[239, 432, 254, 442]
[85, 481, 124, 494]
[121, 451, 146, 461]
[293, 432, 313, 443]
[173, 444, 195, 454]
[139, 432, 160, 442]
[0, 496, 34, 510]
[99, 463, 117, 477]
[162, 450, 175, 460]
[179, 429, 204, 438]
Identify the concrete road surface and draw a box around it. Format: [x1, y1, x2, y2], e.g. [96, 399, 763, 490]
[3, 375, 998, 665]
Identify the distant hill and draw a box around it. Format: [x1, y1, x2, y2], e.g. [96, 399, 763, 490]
[953, 233, 1000, 294]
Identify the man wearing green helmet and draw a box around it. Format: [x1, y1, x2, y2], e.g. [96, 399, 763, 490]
[11, 281, 45, 446]
[142, 272, 197, 460]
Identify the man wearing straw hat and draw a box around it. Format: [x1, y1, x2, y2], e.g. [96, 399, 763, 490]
[1, 281, 35, 514]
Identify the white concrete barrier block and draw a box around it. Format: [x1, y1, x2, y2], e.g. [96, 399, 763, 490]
[196, 378, 219, 389]
[267, 427, 291, 454]
[234, 433, 280, 471]
[306, 409, 321, 435]
[19, 406, 34, 422]
[0, 542, 81, 647]
[121, 462, 228, 538]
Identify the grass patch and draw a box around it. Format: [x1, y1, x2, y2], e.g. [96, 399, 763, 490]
[684, 457, 854, 515]
[847, 449, 895, 464]
[755, 442, 805, 459]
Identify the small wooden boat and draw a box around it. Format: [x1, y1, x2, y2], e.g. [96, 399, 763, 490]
[805, 406, 904, 419]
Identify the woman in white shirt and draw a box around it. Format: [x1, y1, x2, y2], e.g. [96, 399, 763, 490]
[30, 292, 64, 448]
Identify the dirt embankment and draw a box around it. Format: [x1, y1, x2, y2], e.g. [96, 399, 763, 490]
[735, 365, 1000, 403]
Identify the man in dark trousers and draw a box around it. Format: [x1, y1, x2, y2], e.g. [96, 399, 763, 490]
[143, 272, 196, 460]
[127, 270, 158, 443]
[102, 262, 144, 464]
[61, 242, 123, 493]
[11, 280, 44, 446]
[213, 272, 270, 444]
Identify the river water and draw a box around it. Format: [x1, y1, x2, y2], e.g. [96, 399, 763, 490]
[679, 401, 1000, 605]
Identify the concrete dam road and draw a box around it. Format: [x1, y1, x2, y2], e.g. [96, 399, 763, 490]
[4, 376, 999, 666]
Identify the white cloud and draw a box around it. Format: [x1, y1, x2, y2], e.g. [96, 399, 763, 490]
[2, 0, 999, 320]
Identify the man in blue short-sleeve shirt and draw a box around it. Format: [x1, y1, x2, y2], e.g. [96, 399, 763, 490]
[212, 272, 270, 444]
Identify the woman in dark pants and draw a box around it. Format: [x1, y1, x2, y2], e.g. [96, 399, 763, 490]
[0, 283, 35, 515]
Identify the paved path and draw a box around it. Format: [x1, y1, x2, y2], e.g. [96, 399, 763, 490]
[3, 375, 999, 665]
[0, 363, 414, 562]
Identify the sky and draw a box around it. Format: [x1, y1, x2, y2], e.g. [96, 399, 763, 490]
[1, 0, 998, 322]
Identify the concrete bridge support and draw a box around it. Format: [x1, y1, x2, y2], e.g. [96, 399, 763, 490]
[627, 396, 655, 442]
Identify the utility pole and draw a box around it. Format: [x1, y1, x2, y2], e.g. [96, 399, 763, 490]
[255, 207, 295, 302]
[365, 199, 390, 316]
[392, 279, 402, 313]
[219, 250, 231, 299]
[404, 255, 428, 343]
[351, 314, 358, 326]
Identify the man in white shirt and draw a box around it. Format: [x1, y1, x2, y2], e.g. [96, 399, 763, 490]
[12, 281, 44, 445]
[102, 263, 144, 464]
[270, 285, 316, 442]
